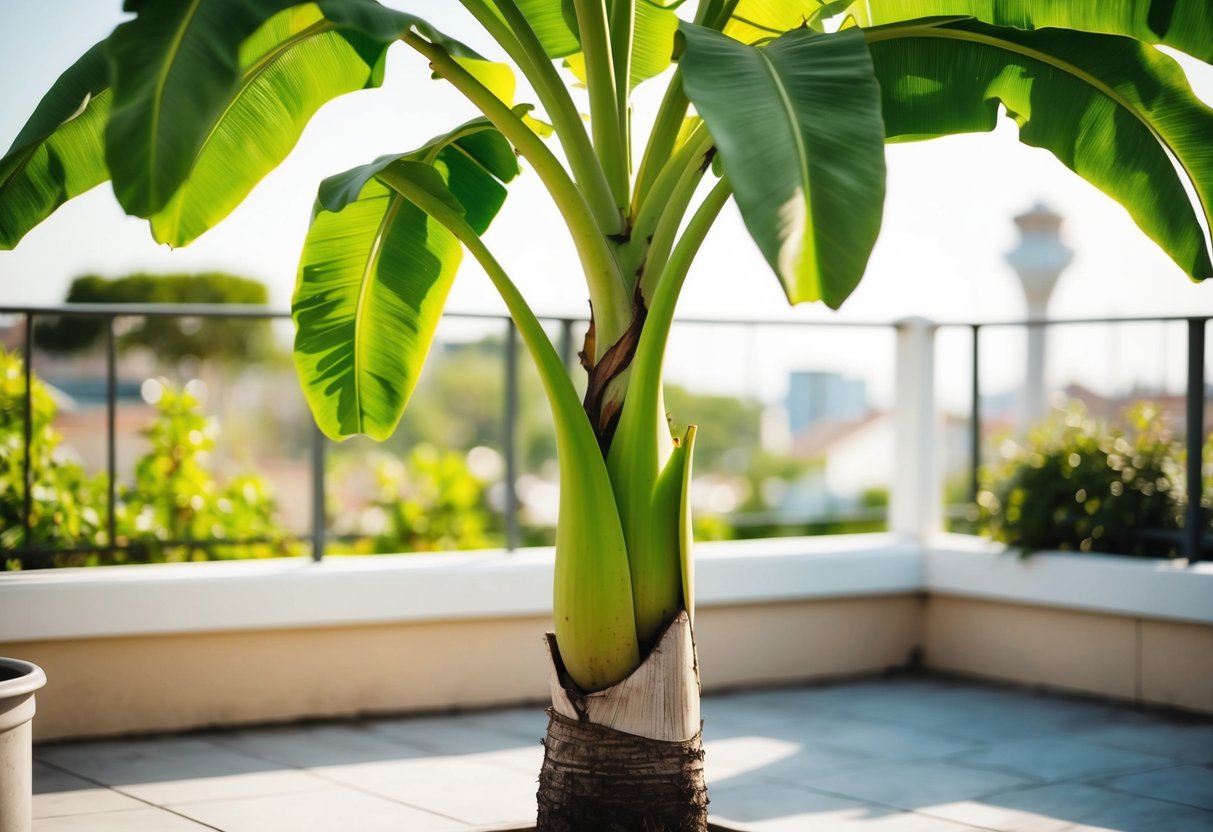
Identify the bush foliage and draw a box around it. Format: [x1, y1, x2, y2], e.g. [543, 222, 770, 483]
[979, 404, 1188, 558]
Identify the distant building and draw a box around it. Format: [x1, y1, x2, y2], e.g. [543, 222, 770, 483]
[786, 371, 868, 434]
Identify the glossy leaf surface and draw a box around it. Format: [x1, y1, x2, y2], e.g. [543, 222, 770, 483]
[107, 0, 479, 218]
[723, 0, 845, 42]
[294, 123, 518, 441]
[493, 0, 580, 58]
[681, 23, 886, 308]
[868, 19, 1213, 279]
[150, 4, 390, 246]
[858, 0, 1213, 62]
[0, 41, 111, 249]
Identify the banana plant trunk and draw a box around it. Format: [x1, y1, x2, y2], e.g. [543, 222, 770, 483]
[537, 611, 708, 831]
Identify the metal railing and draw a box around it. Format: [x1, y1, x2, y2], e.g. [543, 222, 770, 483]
[1, 304, 1206, 567]
[945, 315, 1208, 560]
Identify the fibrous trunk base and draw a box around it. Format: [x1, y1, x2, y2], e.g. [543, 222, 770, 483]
[537, 708, 708, 832]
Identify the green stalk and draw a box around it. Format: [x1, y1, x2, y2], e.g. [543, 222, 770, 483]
[379, 164, 640, 693]
[610, 0, 635, 192]
[607, 178, 732, 648]
[633, 125, 714, 299]
[405, 31, 632, 353]
[460, 0, 623, 235]
[632, 69, 688, 212]
[573, 0, 630, 212]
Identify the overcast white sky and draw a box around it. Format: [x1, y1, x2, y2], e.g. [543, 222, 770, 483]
[2, 2, 1212, 407]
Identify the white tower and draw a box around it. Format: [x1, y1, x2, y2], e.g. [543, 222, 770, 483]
[1005, 203, 1073, 431]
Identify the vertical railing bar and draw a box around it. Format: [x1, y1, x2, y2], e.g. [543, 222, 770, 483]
[1185, 317, 1205, 561]
[504, 319, 520, 551]
[106, 317, 118, 554]
[311, 423, 326, 562]
[970, 324, 981, 504]
[559, 317, 575, 375]
[21, 313, 34, 557]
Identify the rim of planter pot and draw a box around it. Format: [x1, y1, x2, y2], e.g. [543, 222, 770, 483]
[0, 657, 47, 699]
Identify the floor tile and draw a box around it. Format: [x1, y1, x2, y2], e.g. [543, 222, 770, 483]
[459, 706, 550, 743]
[710, 780, 982, 831]
[208, 723, 430, 769]
[37, 737, 330, 805]
[25, 678, 1213, 832]
[33, 807, 211, 831]
[167, 785, 470, 832]
[926, 782, 1213, 832]
[1070, 719, 1213, 765]
[1096, 764, 1213, 812]
[795, 717, 983, 763]
[944, 736, 1174, 783]
[313, 755, 539, 826]
[32, 762, 145, 819]
[796, 760, 1036, 811]
[368, 713, 539, 756]
[704, 735, 868, 785]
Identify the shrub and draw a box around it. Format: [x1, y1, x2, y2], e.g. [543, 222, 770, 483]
[0, 349, 107, 562]
[979, 403, 1186, 558]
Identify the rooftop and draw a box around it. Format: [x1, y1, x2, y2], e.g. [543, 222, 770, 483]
[32, 675, 1213, 832]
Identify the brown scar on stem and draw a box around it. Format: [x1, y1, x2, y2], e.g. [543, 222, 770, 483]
[582, 285, 647, 454]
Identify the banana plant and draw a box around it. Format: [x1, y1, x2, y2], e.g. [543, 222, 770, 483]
[3, 0, 1211, 828]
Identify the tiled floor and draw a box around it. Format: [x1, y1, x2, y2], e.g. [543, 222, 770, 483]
[32, 676, 1213, 831]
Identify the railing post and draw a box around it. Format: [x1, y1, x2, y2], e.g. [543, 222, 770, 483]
[106, 317, 118, 554]
[1186, 318, 1206, 561]
[504, 319, 520, 551]
[311, 423, 326, 561]
[21, 313, 34, 555]
[559, 317, 576, 375]
[891, 317, 941, 541]
[970, 324, 981, 504]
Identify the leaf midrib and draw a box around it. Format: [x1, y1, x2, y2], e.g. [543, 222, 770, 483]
[148, 0, 205, 207]
[159, 17, 339, 237]
[352, 190, 402, 433]
[754, 44, 812, 274]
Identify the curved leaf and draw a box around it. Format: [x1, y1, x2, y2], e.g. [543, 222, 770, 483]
[566, 1, 678, 89]
[867, 19, 1213, 279]
[105, 0, 296, 217]
[293, 173, 460, 441]
[680, 22, 886, 309]
[723, 0, 848, 42]
[857, 0, 1213, 62]
[107, 0, 480, 218]
[294, 123, 518, 440]
[0, 41, 111, 249]
[149, 4, 389, 246]
[493, 0, 581, 59]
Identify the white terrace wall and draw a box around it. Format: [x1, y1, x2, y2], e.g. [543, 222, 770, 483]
[2, 535, 1211, 742]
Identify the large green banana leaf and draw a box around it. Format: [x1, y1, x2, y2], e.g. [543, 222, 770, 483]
[106, 0, 480, 219]
[293, 122, 518, 441]
[105, 0, 296, 217]
[680, 22, 886, 309]
[857, 0, 1213, 62]
[867, 18, 1213, 280]
[0, 42, 111, 249]
[150, 4, 393, 247]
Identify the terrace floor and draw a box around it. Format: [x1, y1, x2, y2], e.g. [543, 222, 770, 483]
[31, 675, 1213, 832]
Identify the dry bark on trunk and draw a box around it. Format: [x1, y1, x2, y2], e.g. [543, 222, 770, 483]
[536, 611, 708, 832]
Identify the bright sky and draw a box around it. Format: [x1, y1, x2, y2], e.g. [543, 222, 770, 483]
[2, 2, 1212, 408]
